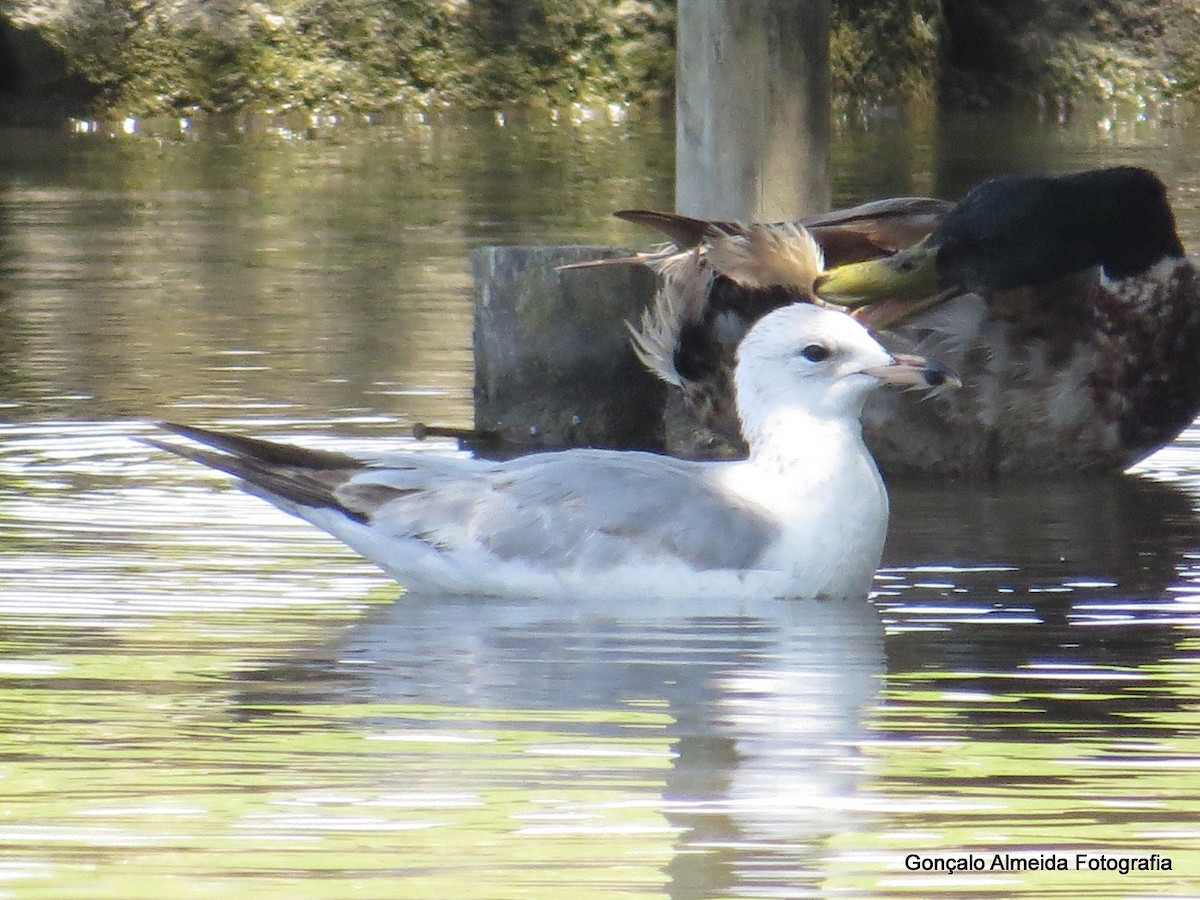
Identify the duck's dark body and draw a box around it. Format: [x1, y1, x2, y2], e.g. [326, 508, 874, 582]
[862, 257, 1200, 475]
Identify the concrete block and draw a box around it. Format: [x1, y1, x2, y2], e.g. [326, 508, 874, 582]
[472, 245, 667, 453]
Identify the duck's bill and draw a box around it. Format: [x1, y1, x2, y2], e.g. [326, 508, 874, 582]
[848, 288, 958, 332]
[861, 353, 961, 390]
[814, 242, 940, 308]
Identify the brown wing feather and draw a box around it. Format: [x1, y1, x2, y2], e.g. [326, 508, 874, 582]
[617, 198, 953, 266]
[804, 197, 955, 266]
[614, 210, 743, 248]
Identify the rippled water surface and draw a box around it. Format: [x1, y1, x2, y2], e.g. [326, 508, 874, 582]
[3, 108, 1200, 897]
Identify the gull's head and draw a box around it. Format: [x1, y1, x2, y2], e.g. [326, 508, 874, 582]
[734, 304, 957, 428]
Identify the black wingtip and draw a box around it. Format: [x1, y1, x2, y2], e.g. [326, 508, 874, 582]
[148, 422, 361, 469]
[142, 422, 372, 524]
[139, 430, 257, 482]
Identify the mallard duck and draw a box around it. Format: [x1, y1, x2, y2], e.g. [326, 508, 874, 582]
[146, 306, 949, 600]
[619, 166, 1200, 477]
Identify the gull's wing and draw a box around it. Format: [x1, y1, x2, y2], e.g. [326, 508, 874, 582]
[148, 426, 780, 574]
[361, 448, 780, 572]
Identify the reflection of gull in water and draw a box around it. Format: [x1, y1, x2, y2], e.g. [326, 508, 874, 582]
[146, 303, 949, 600]
[235, 590, 886, 891]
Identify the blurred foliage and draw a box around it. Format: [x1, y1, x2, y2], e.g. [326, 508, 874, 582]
[0, 0, 1197, 118]
[830, 0, 941, 104]
[940, 0, 1200, 110]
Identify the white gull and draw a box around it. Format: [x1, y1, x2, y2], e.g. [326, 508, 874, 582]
[145, 304, 952, 600]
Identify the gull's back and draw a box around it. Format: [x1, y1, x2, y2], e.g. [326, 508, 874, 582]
[324, 448, 782, 596]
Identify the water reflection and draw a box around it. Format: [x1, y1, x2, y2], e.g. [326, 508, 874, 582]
[235, 590, 885, 898]
[0, 113, 674, 428]
[930, 106, 1200, 199]
[877, 473, 1200, 740]
[3, 110, 1200, 897]
[887, 473, 1197, 597]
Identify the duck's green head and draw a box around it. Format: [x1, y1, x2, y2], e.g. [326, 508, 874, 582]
[816, 166, 1185, 309]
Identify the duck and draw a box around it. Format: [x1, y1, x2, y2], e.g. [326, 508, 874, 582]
[144, 305, 950, 601]
[617, 166, 1200, 478]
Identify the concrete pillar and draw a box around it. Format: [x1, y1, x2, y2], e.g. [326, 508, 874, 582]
[472, 246, 665, 453]
[675, 0, 832, 220]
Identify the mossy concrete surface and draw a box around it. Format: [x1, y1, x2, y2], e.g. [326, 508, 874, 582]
[472, 245, 666, 453]
[3, 1, 1196, 122]
[0, 0, 675, 120]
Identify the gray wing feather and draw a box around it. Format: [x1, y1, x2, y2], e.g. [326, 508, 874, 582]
[346, 449, 779, 571]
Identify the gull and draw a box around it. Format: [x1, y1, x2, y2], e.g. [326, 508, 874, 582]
[145, 304, 952, 601]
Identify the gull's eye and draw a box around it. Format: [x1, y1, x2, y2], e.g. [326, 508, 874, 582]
[798, 343, 831, 363]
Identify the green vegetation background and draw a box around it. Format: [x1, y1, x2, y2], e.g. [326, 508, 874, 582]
[1, 0, 1198, 119]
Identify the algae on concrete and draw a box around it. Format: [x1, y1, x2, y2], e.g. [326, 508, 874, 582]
[472, 245, 666, 454]
[0, 0, 676, 119]
[2, 1, 1196, 123]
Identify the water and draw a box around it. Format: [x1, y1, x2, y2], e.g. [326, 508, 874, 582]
[2, 107, 1200, 897]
